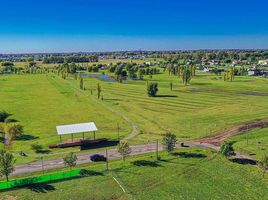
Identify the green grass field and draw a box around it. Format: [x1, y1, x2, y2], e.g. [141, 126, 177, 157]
[228, 127, 268, 160]
[1, 70, 268, 163]
[1, 148, 267, 200]
[86, 71, 268, 143]
[0, 74, 131, 162]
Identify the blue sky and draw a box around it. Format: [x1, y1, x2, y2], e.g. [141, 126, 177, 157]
[0, 0, 268, 53]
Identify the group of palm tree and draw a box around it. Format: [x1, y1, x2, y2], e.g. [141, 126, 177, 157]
[0, 111, 23, 146]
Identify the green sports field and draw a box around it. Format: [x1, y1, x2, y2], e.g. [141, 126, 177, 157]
[1, 148, 267, 200]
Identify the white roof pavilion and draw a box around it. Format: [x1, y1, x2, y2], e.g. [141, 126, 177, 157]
[56, 122, 98, 135]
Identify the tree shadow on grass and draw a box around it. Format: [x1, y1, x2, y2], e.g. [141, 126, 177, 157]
[132, 160, 161, 167]
[27, 183, 55, 193]
[36, 149, 51, 154]
[104, 98, 123, 101]
[155, 95, 178, 98]
[172, 152, 207, 158]
[16, 134, 39, 141]
[5, 118, 19, 123]
[79, 169, 104, 176]
[230, 158, 257, 165]
[192, 82, 212, 86]
[81, 140, 119, 151]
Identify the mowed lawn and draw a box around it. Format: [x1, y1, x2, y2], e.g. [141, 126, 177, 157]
[1, 148, 267, 200]
[83, 72, 268, 143]
[0, 74, 131, 155]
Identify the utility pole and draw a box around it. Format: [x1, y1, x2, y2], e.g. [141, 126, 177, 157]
[156, 139, 159, 160]
[246, 124, 249, 146]
[41, 156, 44, 175]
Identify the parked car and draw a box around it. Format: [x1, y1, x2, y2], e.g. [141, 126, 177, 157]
[90, 154, 107, 162]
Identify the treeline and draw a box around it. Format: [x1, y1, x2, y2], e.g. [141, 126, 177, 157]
[152, 50, 268, 64]
[43, 55, 99, 64]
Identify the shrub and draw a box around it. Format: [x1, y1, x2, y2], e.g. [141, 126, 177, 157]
[219, 142, 235, 157]
[31, 143, 43, 153]
[147, 82, 158, 97]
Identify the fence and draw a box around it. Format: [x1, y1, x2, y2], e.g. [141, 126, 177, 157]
[0, 169, 81, 190]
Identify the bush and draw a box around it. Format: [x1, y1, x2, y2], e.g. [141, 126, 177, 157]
[90, 154, 107, 162]
[31, 143, 43, 153]
[219, 142, 235, 157]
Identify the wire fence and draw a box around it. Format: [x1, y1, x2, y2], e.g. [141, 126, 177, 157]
[0, 169, 81, 190]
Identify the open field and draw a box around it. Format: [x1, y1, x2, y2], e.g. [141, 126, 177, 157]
[0, 74, 131, 162]
[85, 72, 268, 143]
[1, 70, 268, 163]
[1, 148, 267, 200]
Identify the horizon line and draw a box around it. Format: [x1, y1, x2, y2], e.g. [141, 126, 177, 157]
[1, 48, 268, 55]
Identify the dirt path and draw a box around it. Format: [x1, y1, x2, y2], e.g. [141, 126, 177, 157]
[193, 118, 268, 146]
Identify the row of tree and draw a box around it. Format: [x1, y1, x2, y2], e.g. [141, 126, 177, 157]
[154, 50, 268, 64]
[43, 55, 98, 64]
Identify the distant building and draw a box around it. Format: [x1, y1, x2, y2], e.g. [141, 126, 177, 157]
[248, 66, 268, 76]
[258, 60, 268, 65]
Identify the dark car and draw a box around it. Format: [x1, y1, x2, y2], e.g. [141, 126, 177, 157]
[90, 154, 107, 162]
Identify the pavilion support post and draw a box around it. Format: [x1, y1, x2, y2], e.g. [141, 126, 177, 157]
[106, 149, 109, 170]
[72, 134, 74, 141]
[60, 135, 62, 143]
[93, 131, 96, 140]
[83, 133, 85, 140]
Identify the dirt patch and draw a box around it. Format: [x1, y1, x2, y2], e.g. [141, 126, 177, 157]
[193, 119, 268, 146]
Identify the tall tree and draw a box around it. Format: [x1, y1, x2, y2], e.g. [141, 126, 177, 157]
[181, 66, 192, 85]
[0, 150, 15, 181]
[97, 83, 101, 99]
[162, 132, 177, 153]
[117, 141, 131, 161]
[147, 82, 158, 97]
[170, 82, 173, 91]
[80, 77, 84, 90]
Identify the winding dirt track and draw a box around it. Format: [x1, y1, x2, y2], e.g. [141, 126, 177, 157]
[193, 119, 268, 146]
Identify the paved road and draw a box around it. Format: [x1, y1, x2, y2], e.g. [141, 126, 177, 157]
[12, 141, 256, 176]
[13, 143, 163, 176]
